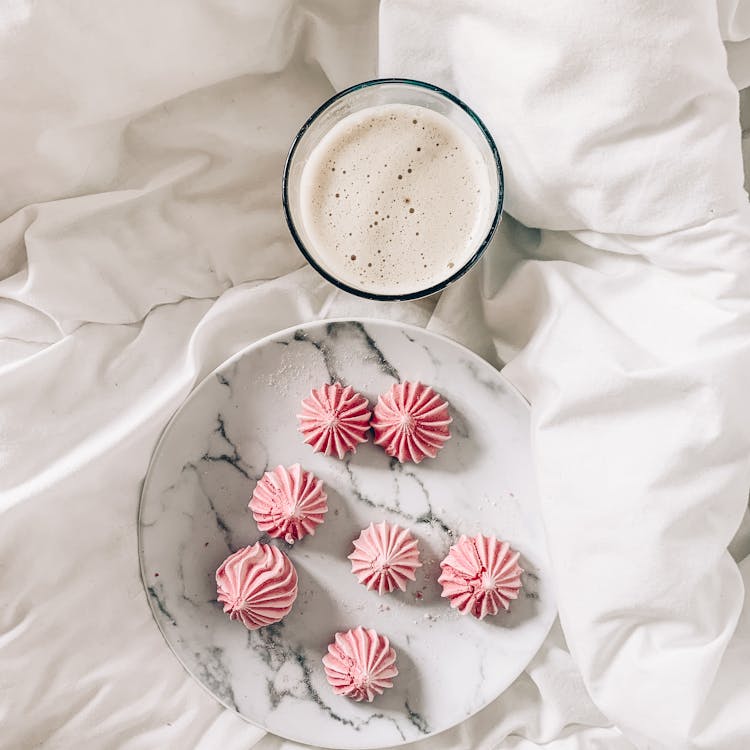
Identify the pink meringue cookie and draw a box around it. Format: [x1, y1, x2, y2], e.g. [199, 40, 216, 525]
[322, 626, 398, 702]
[438, 534, 523, 619]
[216, 543, 298, 630]
[298, 382, 371, 459]
[349, 521, 422, 594]
[250, 464, 328, 544]
[371, 381, 452, 463]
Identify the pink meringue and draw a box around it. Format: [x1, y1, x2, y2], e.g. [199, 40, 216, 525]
[349, 521, 422, 594]
[249, 464, 328, 544]
[438, 534, 523, 619]
[298, 382, 371, 459]
[322, 626, 398, 702]
[216, 543, 298, 630]
[371, 381, 452, 463]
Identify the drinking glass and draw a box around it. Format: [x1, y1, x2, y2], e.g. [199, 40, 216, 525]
[283, 78, 503, 301]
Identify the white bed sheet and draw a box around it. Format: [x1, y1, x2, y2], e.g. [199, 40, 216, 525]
[1, 2, 749, 749]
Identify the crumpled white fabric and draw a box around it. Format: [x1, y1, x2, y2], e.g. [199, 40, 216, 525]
[1, 2, 749, 749]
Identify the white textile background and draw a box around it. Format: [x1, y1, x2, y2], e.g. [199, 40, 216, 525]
[1, 2, 749, 749]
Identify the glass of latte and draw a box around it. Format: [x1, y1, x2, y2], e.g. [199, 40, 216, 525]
[283, 79, 503, 300]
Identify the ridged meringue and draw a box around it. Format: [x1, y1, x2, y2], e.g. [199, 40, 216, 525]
[349, 521, 422, 594]
[322, 626, 398, 702]
[371, 381, 452, 463]
[297, 382, 371, 459]
[438, 534, 523, 619]
[249, 464, 328, 544]
[216, 543, 298, 630]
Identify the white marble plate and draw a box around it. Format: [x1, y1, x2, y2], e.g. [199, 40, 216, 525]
[138, 319, 556, 749]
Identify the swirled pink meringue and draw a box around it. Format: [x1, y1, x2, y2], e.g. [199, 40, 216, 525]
[298, 382, 371, 459]
[349, 521, 422, 594]
[216, 543, 298, 630]
[322, 626, 398, 702]
[249, 464, 328, 544]
[438, 534, 523, 619]
[371, 381, 452, 463]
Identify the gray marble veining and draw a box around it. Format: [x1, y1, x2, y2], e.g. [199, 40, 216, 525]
[138, 319, 556, 749]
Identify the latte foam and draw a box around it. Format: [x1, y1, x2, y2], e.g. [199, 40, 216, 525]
[298, 103, 493, 295]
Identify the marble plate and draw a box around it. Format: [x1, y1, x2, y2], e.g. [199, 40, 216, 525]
[138, 319, 556, 749]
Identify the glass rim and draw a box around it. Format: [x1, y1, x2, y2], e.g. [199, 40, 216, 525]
[282, 77, 505, 302]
